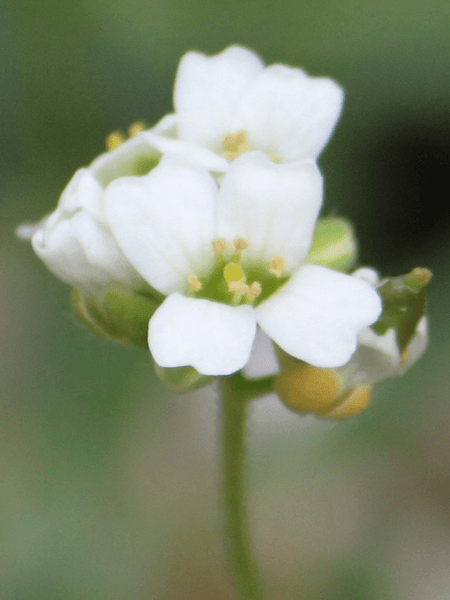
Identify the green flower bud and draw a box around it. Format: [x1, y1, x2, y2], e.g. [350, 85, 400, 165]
[305, 217, 357, 272]
[373, 267, 432, 354]
[72, 287, 161, 348]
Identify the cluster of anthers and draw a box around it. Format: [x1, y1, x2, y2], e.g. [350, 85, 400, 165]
[187, 238, 287, 305]
[105, 122, 147, 151]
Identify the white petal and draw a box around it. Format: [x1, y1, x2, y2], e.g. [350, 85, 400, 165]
[243, 328, 280, 379]
[350, 327, 403, 385]
[174, 45, 264, 151]
[352, 267, 380, 286]
[105, 159, 217, 295]
[71, 212, 144, 288]
[89, 133, 161, 190]
[216, 152, 323, 271]
[57, 168, 105, 223]
[233, 65, 344, 162]
[148, 293, 257, 376]
[143, 129, 229, 172]
[32, 212, 136, 290]
[16, 222, 42, 240]
[405, 315, 428, 368]
[256, 264, 383, 368]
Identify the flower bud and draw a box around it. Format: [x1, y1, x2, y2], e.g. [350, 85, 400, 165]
[20, 127, 163, 292]
[275, 266, 430, 419]
[275, 362, 372, 419]
[305, 217, 357, 272]
[72, 287, 161, 348]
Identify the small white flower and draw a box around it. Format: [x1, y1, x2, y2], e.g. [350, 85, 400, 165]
[142, 45, 344, 172]
[104, 153, 381, 376]
[23, 131, 162, 292]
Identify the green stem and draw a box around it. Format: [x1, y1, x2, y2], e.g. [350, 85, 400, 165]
[221, 374, 266, 600]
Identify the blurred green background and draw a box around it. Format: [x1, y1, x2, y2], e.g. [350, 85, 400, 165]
[2, 0, 450, 598]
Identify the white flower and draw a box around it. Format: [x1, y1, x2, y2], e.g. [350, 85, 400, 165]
[104, 152, 382, 376]
[142, 45, 344, 172]
[23, 131, 162, 292]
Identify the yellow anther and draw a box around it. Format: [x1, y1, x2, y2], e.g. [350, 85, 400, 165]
[188, 275, 202, 291]
[228, 281, 249, 297]
[234, 237, 249, 254]
[222, 131, 250, 161]
[128, 121, 146, 138]
[213, 238, 228, 254]
[268, 153, 281, 163]
[269, 256, 285, 278]
[246, 281, 262, 300]
[409, 267, 432, 287]
[106, 131, 125, 151]
[224, 262, 245, 283]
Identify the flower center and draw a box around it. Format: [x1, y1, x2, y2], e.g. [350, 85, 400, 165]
[187, 238, 289, 306]
[222, 131, 251, 161]
[221, 130, 281, 163]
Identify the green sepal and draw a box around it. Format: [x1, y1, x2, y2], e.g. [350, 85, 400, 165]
[154, 364, 215, 393]
[72, 287, 161, 348]
[305, 217, 357, 272]
[373, 268, 432, 352]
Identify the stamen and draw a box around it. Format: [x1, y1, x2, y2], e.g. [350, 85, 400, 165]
[128, 121, 146, 138]
[188, 275, 202, 291]
[269, 256, 285, 278]
[228, 281, 249, 297]
[234, 238, 249, 254]
[222, 131, 250, 161]
[246, 281, 262, 300]
[268, 153, 281, 163]
[106, 131, 125, 151]
[213, 238, 228, 254]
[224, 262, 245, 283]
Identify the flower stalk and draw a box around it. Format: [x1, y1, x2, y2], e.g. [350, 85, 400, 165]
[221, 374, 269, 600]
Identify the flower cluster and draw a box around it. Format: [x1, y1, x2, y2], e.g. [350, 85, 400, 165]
[19, 46, 429, 413]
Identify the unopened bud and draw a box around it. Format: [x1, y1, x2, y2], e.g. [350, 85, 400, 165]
[306, 217, 357, 272]
[72, 287, 160, 348]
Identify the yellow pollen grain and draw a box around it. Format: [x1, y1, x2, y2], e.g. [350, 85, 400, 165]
[268, 153, 281, 163]
[234, 237, 249, 254]
[213, 238, 228, 254]
[246, 281, 262, 300]
[269, 256, 285, 277]
[188, 275, 202, 291]
[106, 131, 125, 151]
[224, 262, 245, 283]
[228, 281, 249, 297]
[128, 121, 146, 137]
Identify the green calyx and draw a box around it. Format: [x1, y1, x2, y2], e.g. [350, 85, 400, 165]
[306, 217, 357, 272]
[372, 267, 432, 352]
[154, 364, 215, 393]
[72, 286, 162, 348]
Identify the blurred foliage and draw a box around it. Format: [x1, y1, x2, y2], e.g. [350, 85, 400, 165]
[2, 0, 450, 598]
